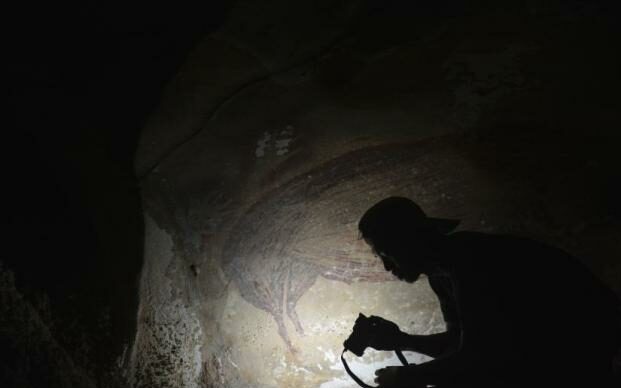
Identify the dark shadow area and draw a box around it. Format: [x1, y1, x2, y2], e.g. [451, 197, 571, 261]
[3, 0, 621, 387]
[4, 1, 230, 386]
[344, 197, 621, 387]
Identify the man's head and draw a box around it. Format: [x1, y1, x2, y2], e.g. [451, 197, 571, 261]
[358, 197, 459, 282]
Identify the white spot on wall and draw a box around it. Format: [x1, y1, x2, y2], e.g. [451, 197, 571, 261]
[255, 131, 272, 158]
[276, 138, 293, 155]
[255, 126, 295, 158]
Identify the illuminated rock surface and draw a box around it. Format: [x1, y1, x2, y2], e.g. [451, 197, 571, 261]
[5, 2, 621, 388]
[129, 2, 621, 387]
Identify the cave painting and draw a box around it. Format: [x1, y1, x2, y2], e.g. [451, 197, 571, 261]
[220, 139, 499, 351]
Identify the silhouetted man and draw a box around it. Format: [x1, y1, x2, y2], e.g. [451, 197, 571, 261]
[355, 197, 620, 388]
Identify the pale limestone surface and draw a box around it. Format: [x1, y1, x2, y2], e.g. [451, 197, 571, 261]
[220, 277, 441, 388]
[129, 215, 204, 388]
[130, 2, 621, 387]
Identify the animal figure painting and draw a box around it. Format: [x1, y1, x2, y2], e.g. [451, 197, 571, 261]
[221, 139, 494, 350]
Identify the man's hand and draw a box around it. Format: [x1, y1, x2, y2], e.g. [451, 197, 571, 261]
[374, 365, 424, 387]
[366, 316, 405, 351]
[374, 366, 400, 387]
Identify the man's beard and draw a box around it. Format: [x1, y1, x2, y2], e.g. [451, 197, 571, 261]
[392, 269, 421, 283]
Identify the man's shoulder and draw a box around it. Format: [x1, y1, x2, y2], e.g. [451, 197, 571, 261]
[448, 230, 558, 251]
[446, 230, 572, 266]
[446, 230, 516, 250]
[447, 230, 599, 285]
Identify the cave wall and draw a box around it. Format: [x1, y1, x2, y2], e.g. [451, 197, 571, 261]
[131, 1, 621, 387]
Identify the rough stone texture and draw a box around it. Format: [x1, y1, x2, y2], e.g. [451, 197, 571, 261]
[131, 2, 621, 387]
[0, 264, 97, 388]
[129, 215, 204, 388]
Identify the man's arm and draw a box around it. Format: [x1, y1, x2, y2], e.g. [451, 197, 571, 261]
[396, 273, 461, 358]
[374, 350, 470, 387]
[397, 330, 459, 358]
[365, 316, 459, 358]
[366, 273, 462, 358]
